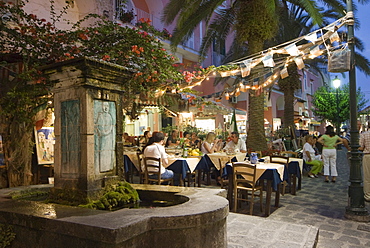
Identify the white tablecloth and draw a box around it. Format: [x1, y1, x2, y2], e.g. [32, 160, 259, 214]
[233, 162, 285, 181]
[207, 152, 246, 170]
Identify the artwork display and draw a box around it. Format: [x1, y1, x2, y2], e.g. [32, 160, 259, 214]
[35, 127, 55, 165]
[94, 100, 116, 173]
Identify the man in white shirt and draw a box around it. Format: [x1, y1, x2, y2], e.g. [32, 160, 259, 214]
[224, 132, 247, 153]
[360, 130, 370, 202]
[143, 132, 174, 179]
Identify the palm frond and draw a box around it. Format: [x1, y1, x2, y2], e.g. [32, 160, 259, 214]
[288, 0, 323, 24]
[355, 52, 370, 76]
[165, 0, 225, 47]
[161, 0, 190, 24]
[198, 7, 236, 59]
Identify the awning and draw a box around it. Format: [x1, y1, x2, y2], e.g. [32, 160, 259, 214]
[310, 121, 321, 126]
[134, 93, 185, 111]
[189, 101, 230, 116]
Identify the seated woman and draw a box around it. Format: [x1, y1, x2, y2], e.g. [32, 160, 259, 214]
[139, 131, 151, 147]
[143, 132, 174, 180]
[201, 132, 223, 185]
[165, 129, 180, 147]
[182, 131, 191, 147]
[189, 132, 201, 149]
[303, 135, 324, 178]
[201, 132, 222, 154]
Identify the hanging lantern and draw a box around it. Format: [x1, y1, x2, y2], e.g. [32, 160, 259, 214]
[328, 48, 351, 72]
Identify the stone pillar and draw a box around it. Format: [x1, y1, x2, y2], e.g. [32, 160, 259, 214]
[43, 57, 131, 200]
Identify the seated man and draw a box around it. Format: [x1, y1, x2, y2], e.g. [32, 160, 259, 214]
[223, 131, 247, 153]
[143, 132, 174, 180]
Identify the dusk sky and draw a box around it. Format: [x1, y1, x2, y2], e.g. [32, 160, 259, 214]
[354, 2, 370, 102]
[336, 2, 370, 103]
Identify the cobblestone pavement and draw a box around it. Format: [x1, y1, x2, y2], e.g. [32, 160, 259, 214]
[227, 149, 370, 247]
[267, 149, 370, 247]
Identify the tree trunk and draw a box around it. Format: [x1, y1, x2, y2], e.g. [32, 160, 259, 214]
[247, 91, 268, 151]
[283, 88, 295, 129]
[0, 116, 33, 187]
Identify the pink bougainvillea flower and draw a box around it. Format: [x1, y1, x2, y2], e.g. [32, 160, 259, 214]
[102, 55, 110, 61]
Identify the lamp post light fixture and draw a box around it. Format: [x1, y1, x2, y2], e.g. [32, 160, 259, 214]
[333, 76, 341, 136]
[345, 0, 369, 221]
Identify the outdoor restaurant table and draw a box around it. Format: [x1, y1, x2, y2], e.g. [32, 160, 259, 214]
[124, 150, 209, 186]
[227, 162, 286, 216]
[264, 156, 304, 194]
[123, 151, 140, 182]
[166, 156, 201, 186]
[206, 152, 247, 170]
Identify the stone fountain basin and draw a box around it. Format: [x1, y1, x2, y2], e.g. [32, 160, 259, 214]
[0, 184, 228, 248]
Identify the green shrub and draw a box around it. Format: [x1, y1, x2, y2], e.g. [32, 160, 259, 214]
[79, 181, 139, 210]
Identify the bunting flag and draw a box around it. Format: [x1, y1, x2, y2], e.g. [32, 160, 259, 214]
[294, 56, 305, 70]
[280, 67, 289, 79]
[284, 43, 299, 56]
[220, 71, 231, 77]
[330, 31, 340, 43]
[305, 32, 318, 43]
[240, 59, 252, 77]
[262, 53, 275, 67]
[180, 14, 350, 96]
[310, 45, 321, 56]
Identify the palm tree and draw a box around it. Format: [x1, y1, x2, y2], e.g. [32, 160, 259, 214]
[162, 0, 349, 151]
[275, 3, 370, 129]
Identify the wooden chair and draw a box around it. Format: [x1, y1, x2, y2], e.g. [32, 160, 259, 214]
[280, 151, 298, 158]
[270, 155, 289, 195]
[136, 152, 145, 184]
[184, 171, 197, 187]
[143, 157, 174, 185]
[218, 157, 231, 189]
[232, 162, 263, 215]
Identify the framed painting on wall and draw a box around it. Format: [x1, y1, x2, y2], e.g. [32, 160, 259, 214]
[35, 127, 55, 165]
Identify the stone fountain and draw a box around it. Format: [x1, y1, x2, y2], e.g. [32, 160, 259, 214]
[0, 58, 229, 247]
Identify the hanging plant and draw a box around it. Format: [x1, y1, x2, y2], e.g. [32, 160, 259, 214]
[119, 9, 135, 23]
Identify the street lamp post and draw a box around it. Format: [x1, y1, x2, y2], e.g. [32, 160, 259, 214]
[345, 0, 369, 221]
[333, 76, 341, 135]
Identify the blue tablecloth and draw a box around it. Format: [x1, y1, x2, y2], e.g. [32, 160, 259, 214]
[225, 163, 288, 191]
[195, 156, 212, 171]
[167, 160, 190, 180]
[124, 155, 135, 173]
[288, 161, 301, 178]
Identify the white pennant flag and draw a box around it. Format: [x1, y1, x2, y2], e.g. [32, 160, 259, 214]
[324, 25, 336, 33]
[310, 45, 321, 57]
[280, 67, 289, 79]
[284, 43, 299, 56]
[305, 32, 318, 43]
[294, 56, 305, 70]
[262, 54, 275, 67]
[240, 59, 252, 77]
[330, 31, 340, 43]
[220, 71, 231, 77]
